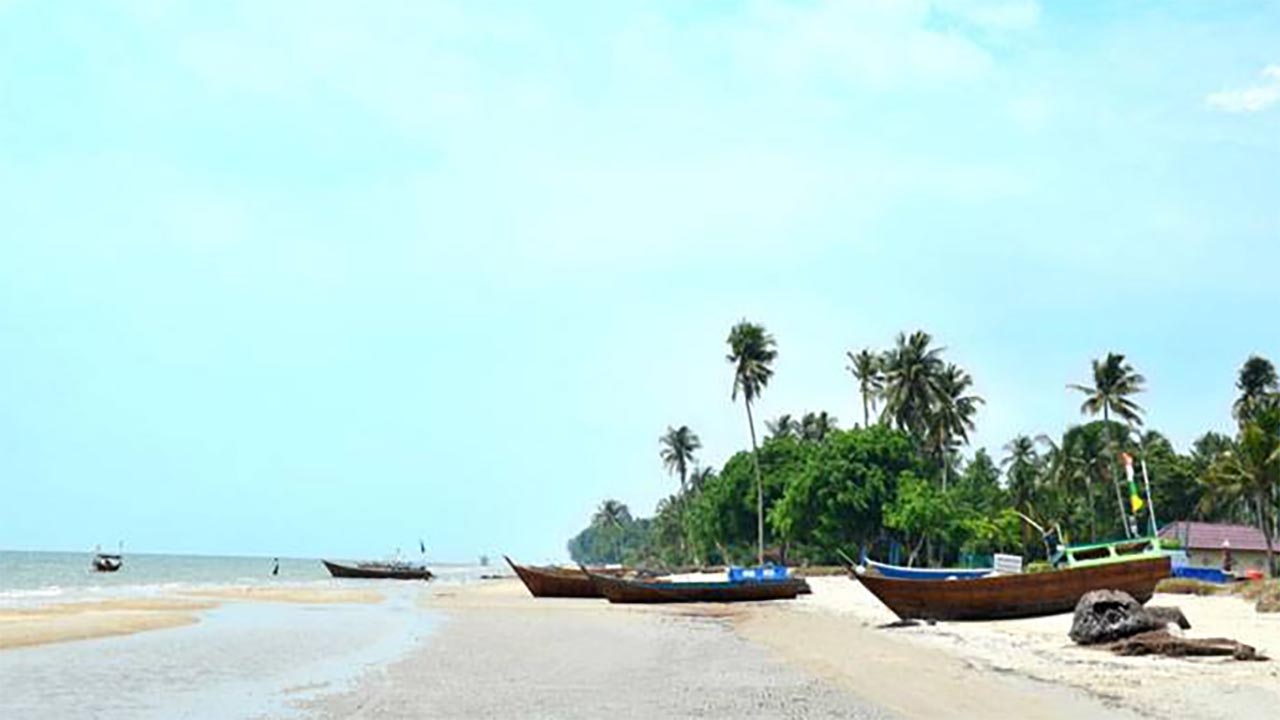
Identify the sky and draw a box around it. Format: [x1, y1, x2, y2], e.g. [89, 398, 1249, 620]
[1, 1, 1277, 562]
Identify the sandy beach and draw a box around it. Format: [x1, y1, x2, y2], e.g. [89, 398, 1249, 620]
[306, 577, 1280, 720]
[4, 575, 1279, 719]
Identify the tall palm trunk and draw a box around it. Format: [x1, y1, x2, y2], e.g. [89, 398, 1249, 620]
[745, 399, 764, 566]
[1259, 491, 1276, 578]
[862, 391, 870, 429]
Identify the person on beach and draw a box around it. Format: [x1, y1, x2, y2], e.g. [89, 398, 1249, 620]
[272, 558, 280, 576]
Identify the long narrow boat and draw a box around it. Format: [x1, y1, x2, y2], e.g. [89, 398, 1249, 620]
[321, 559, 434, 581]
[583, 567, 806, 604]
[865, 558, 991, 580]
[505, 556, 605, 598]
[854, 555, 1170, 621]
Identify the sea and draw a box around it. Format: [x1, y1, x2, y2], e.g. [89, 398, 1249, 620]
[0, 549, 489, 605]
[0, 550, 497, 720]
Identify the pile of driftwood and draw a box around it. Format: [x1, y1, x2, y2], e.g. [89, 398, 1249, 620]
[1070, 590, 1267, 661]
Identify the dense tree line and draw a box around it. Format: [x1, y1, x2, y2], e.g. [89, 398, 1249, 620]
[568, 327, 1280, 577]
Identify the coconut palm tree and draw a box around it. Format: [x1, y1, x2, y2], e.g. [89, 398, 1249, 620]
[799, 411, 838, 443]
[926, 364, 983, 487]
[659, 425, 702, 561]
[1234, 355, 1278, 424]
[880, 331, 945, 438]
[1202, 408, 1280, 577]
[766, 414, 799, 440]
[687, 466, 715, 494]
[727, 319, 777, 566]
[659, 425, 701, 494]
[1002, 435, 1041, 553]
[1069, 353, 1146, 426]
[592, 499, 632, 530]
[1069, 353, 1147, 538]
[845, 349, 883, 427]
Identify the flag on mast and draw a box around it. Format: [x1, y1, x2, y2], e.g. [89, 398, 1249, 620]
[1121, 453, 1144, 513]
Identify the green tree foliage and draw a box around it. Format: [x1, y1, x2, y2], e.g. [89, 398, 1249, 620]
[771, 425, 922, 563]
[567, 341, 1280, 576]
[1202, 407, 1280, 576]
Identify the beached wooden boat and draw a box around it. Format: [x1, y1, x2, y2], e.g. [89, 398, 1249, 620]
[321, 559, 434, 580]
[92, 554, 122, 573]
[865, 558, 991, 580]
[583, 567, 806, 604]
[855, 555, 1170, 621]
[505, 556, 605, 598]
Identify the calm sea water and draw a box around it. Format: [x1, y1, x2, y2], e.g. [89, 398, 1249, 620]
[0, 550, 500, 719]
[0, 550, 494, 605]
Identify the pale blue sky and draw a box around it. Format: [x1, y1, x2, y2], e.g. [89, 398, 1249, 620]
[1, 1, 1277, 561]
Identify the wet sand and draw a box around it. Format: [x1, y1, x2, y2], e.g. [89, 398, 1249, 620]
[181, 586, 384, 605]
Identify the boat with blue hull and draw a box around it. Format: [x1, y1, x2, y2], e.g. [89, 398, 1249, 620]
[864, 558, 992, 580]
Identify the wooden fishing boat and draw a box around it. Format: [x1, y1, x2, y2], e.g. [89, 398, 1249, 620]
[92, 554, 122, 573]
[505, 556, 605, 598]
[854, 555, 1170, 621]
[583, 567, 806, 604]
[865, 558, 992, 580]
[321, 559, 433, 580]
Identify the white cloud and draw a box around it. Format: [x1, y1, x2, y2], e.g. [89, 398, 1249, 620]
[1205, 64, 1280, 113]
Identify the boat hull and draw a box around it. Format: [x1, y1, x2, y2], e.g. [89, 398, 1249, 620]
[321, 560, 433, 581]
[586, 571, 806, 604]
[505, 557, 602, 598]
[93, 556, 122, 573]
[855, 555, 1170, 621]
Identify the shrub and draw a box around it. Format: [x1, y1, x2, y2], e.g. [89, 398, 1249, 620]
[1155, 578, 1222, 596]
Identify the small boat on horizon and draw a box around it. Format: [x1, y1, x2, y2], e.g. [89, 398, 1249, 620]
[581, 566, 808, 604]
[92, 543, 123, 573]
[321, 559, 434, 581]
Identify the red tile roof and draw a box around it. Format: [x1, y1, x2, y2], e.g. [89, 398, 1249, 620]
[1159, 521, 1271, 552]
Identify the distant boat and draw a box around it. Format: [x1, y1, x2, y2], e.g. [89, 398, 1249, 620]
[853, 555, 1170, 621]
[92, 553, 122, 573]
[92, 543, 123, 573]
[864, 558, 992, 581]
[581, 566, 807, 604]
[321, 559, 433, 580]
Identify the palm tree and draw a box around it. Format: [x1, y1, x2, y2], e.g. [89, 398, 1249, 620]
[659, 425, 702, 562]
[659, 426, 701, 494]
[927, 364, 983, 487]
[1002, 435, 1041, 553]
[799, 411, 838, 442]
[687, 466, 715, 494]
[880, 331, 945, 438]
[1234, 355, 1278, 423]
[845, 349, 883, 427]
[727, 319, 777, 566]
[592, 499, 632, 530]
[1202, 408, 1280, 577]
[1069, 353, 1146, 426]
[766, 414, 799, 440]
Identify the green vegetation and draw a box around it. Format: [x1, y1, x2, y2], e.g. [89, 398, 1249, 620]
[568, 329, 1280, 578]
